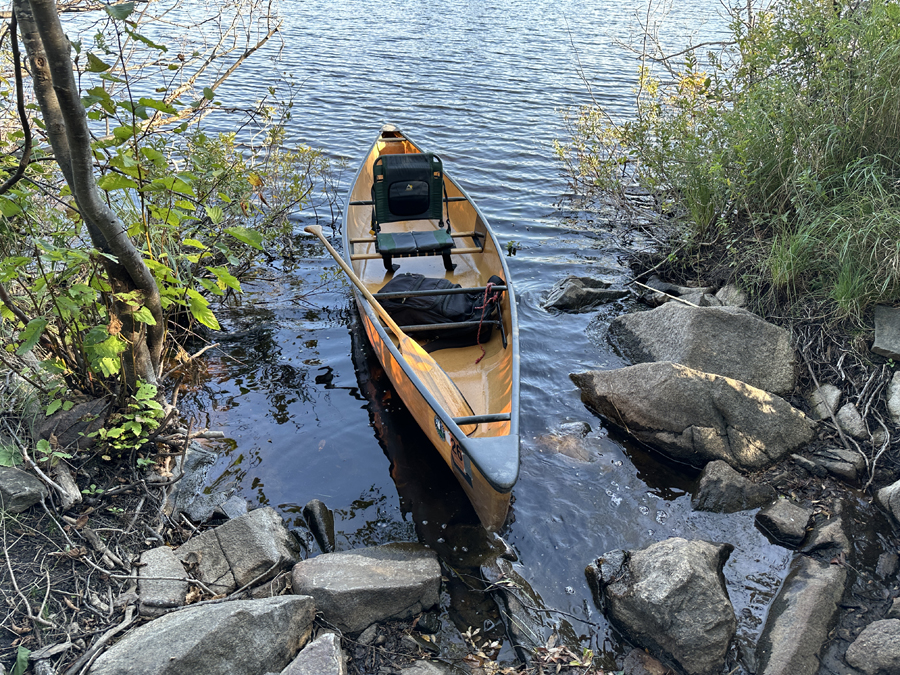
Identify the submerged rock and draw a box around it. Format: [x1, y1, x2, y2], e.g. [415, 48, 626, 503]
[571, 362, 814, 471]
[89, 596, 314, 675]
[607, 303, 796, 394]
[692, 460, 775, 513]
[290, 543, 440, 634]
[755, 556, 846, 675]
[585, 538, 736, 675]
[482, 557, 550, 661]
[543, 275, 629, 312]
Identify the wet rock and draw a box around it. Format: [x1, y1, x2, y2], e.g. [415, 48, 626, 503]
[282, 632, 346, 675]
[543, 275, 629, 312]
[607, 303, 796, 394]
[692, 460, 776, 513]
[809, 447, 865, 483]
[800, 515, 849, 560]
[715, 284, 748, 307]
[887, 372, 900, 425]
[534, 432, 597, 462]
[876, 479, 900, 527]
[623, 649, 676, 675]
[38, 397, 109, 450]
[755, 499, 812, 549]
[0, 466, 47, 513]
[482, 557, 550, 661]
[872, 305, 900, 360]
[138, 546, 188, 617]
[414, 610, 441, 634]
[291, 543, 440, 634]
[89, 596, 315, 675]
[303, 499, 336, 554]
[806, 384, 842, 421]
[755, 556, 846, 675]
[887, 598, 900, 620]
[585, 538, 736, 675]
[836, 402, 867, 440]
[571, 362, 814, 471]
[844, 619, 900, 675]
[217, 495, 248, 520]
[875, 552, 899, 580]
[558, 421, 592, 437]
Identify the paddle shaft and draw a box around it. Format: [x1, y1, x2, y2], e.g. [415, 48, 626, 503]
[304, 225, 409, 340]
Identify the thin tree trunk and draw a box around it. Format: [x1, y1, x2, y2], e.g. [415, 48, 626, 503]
[18, 0, 166, 387]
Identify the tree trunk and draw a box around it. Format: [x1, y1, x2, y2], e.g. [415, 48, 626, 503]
[17, 0, 166, 388]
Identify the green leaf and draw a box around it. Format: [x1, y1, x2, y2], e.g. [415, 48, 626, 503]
[183, 238, 207, 250]
[112, 125, 136, 141]
[16, 318, 47, 355]
[11, 645, 29, 675]
[206, 265, 241, 292]
[133, 305, 157, 325]
[0, 445, 23, 467]
[187, 291, 220, 330]
[62, 400, 75, 411]
[46, 399, 63, 416]
[86, 53, 113, 73]
[97, 174, 139, 191]
[104, 1, 134, 20]
[127, 29, 167, 52]
[202, 87, 216, 100]
[138, 97, 177, 115]
[36, 439, 51, 455]
[225, 226, 264, 251]
[0, 196, 22, 217]
[205, 205, 224, 224]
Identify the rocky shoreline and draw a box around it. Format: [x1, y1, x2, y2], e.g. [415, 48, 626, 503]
[2, 273, 900, 674]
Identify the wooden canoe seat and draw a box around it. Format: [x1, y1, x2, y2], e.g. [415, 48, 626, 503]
[370, 153, 456, 272]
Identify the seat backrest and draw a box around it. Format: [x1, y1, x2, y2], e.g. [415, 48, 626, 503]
[372, 153, 444, 228]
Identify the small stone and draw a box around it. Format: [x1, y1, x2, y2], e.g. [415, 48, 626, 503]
[756, 499, 812, 549]
[887, 598, 900, 620]
[715, 284, 748, 307]
[872, 305, 900, 360]
[792, 454, 827, 478]
[303, 499, 335, 554]
[887, 372, 900, 425]
[835, 403, 867, 440]
[357, 625, 377, 646]
[138, 546, 188, 617]
[558, 421, 591, 437]
[0, 467, 48, 513]
[678, 291, 722, 307]
[806, 384, 841, 421]
[810, 447, 865, 483]
[414, 611, 441, 635]
[875, 552, 899, 579]
[543, 276, 629, 312]
[692, 460, 776, 513]
[845, 619, 900, 675]
[399, 662, 457, 675]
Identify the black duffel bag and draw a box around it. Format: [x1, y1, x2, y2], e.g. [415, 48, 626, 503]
[377, 273, 504, 351]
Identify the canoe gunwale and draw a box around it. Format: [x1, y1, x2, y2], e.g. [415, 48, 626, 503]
[340, 126, 520, 496]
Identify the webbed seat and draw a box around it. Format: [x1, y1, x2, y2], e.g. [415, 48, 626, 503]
[372, 153, 455, 272]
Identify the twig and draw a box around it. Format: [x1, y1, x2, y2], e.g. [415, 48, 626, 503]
[161, 343, 220, 381]
[82, 527, 128, 571]
[64, 604, 135, 675]
[630, 279, 700, 307]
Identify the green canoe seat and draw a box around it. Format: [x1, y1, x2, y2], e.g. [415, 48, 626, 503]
[371, 152, 456, 272]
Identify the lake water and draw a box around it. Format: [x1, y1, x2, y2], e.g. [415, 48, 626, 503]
[176, 0, 795, 668]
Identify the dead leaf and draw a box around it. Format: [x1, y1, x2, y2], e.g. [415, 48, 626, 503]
[63, 597, 79, 610]
[184, 587, 202, 605]
[108, 315, 123, 336]
[75, 514, 89, 529]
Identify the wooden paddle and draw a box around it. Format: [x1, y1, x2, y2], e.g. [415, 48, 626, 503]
[305, 225, 476, 427]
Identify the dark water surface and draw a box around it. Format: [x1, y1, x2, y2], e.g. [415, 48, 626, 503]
[179, 0, 794, 665]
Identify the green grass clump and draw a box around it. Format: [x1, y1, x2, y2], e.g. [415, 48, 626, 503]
[559, 0, 900, 324]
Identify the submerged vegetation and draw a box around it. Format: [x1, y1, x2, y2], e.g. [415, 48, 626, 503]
[557, 0, 900, 324]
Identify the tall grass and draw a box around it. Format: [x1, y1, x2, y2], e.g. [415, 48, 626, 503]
[559, 0, 900, 323]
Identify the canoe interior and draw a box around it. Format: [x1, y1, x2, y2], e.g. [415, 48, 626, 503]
[345, 132, 516, 443]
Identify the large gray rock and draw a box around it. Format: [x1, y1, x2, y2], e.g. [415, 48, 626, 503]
[755, 500, 812, 549]
[808, 447, 866, 483]
[543, 275, 629, 312]
[607, 303, 796, 394]
[755, 557, 847, 675]
[138, 546, 189, 617]
[585, 538, 736, 675]
[872, 305, 900, 360]
[89, 596, 315, 675]
[176, 507, 298, 594]
[282, 632, 346, 675]
[845, 619, 900, 675]
[571, 362, 815, 471]
[692, 460, 776, 513]
[0, 467, 47, 513]
[876, 480, 900, 527]
[38, 398, 109, 450]
[291, 543, 440, 634]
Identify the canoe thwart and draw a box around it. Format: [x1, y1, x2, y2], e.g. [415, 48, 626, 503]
[399, 320, 501, 333]
[350, 246, 483, 261]
[350, 196, 467, 206]
[350, 230, 481, 244]
[453, 413, 511, 425]
[374, 285, 507, 300]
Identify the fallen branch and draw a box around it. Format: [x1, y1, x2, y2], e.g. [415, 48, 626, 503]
[63, 604, 135, 675]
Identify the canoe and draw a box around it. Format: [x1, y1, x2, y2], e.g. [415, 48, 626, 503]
[342, 124, 520, 531]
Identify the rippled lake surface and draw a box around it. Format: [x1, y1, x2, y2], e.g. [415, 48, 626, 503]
[177, 0, 794, 665]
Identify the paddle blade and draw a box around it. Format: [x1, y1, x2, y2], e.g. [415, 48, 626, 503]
[399, 335, 476, 434]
